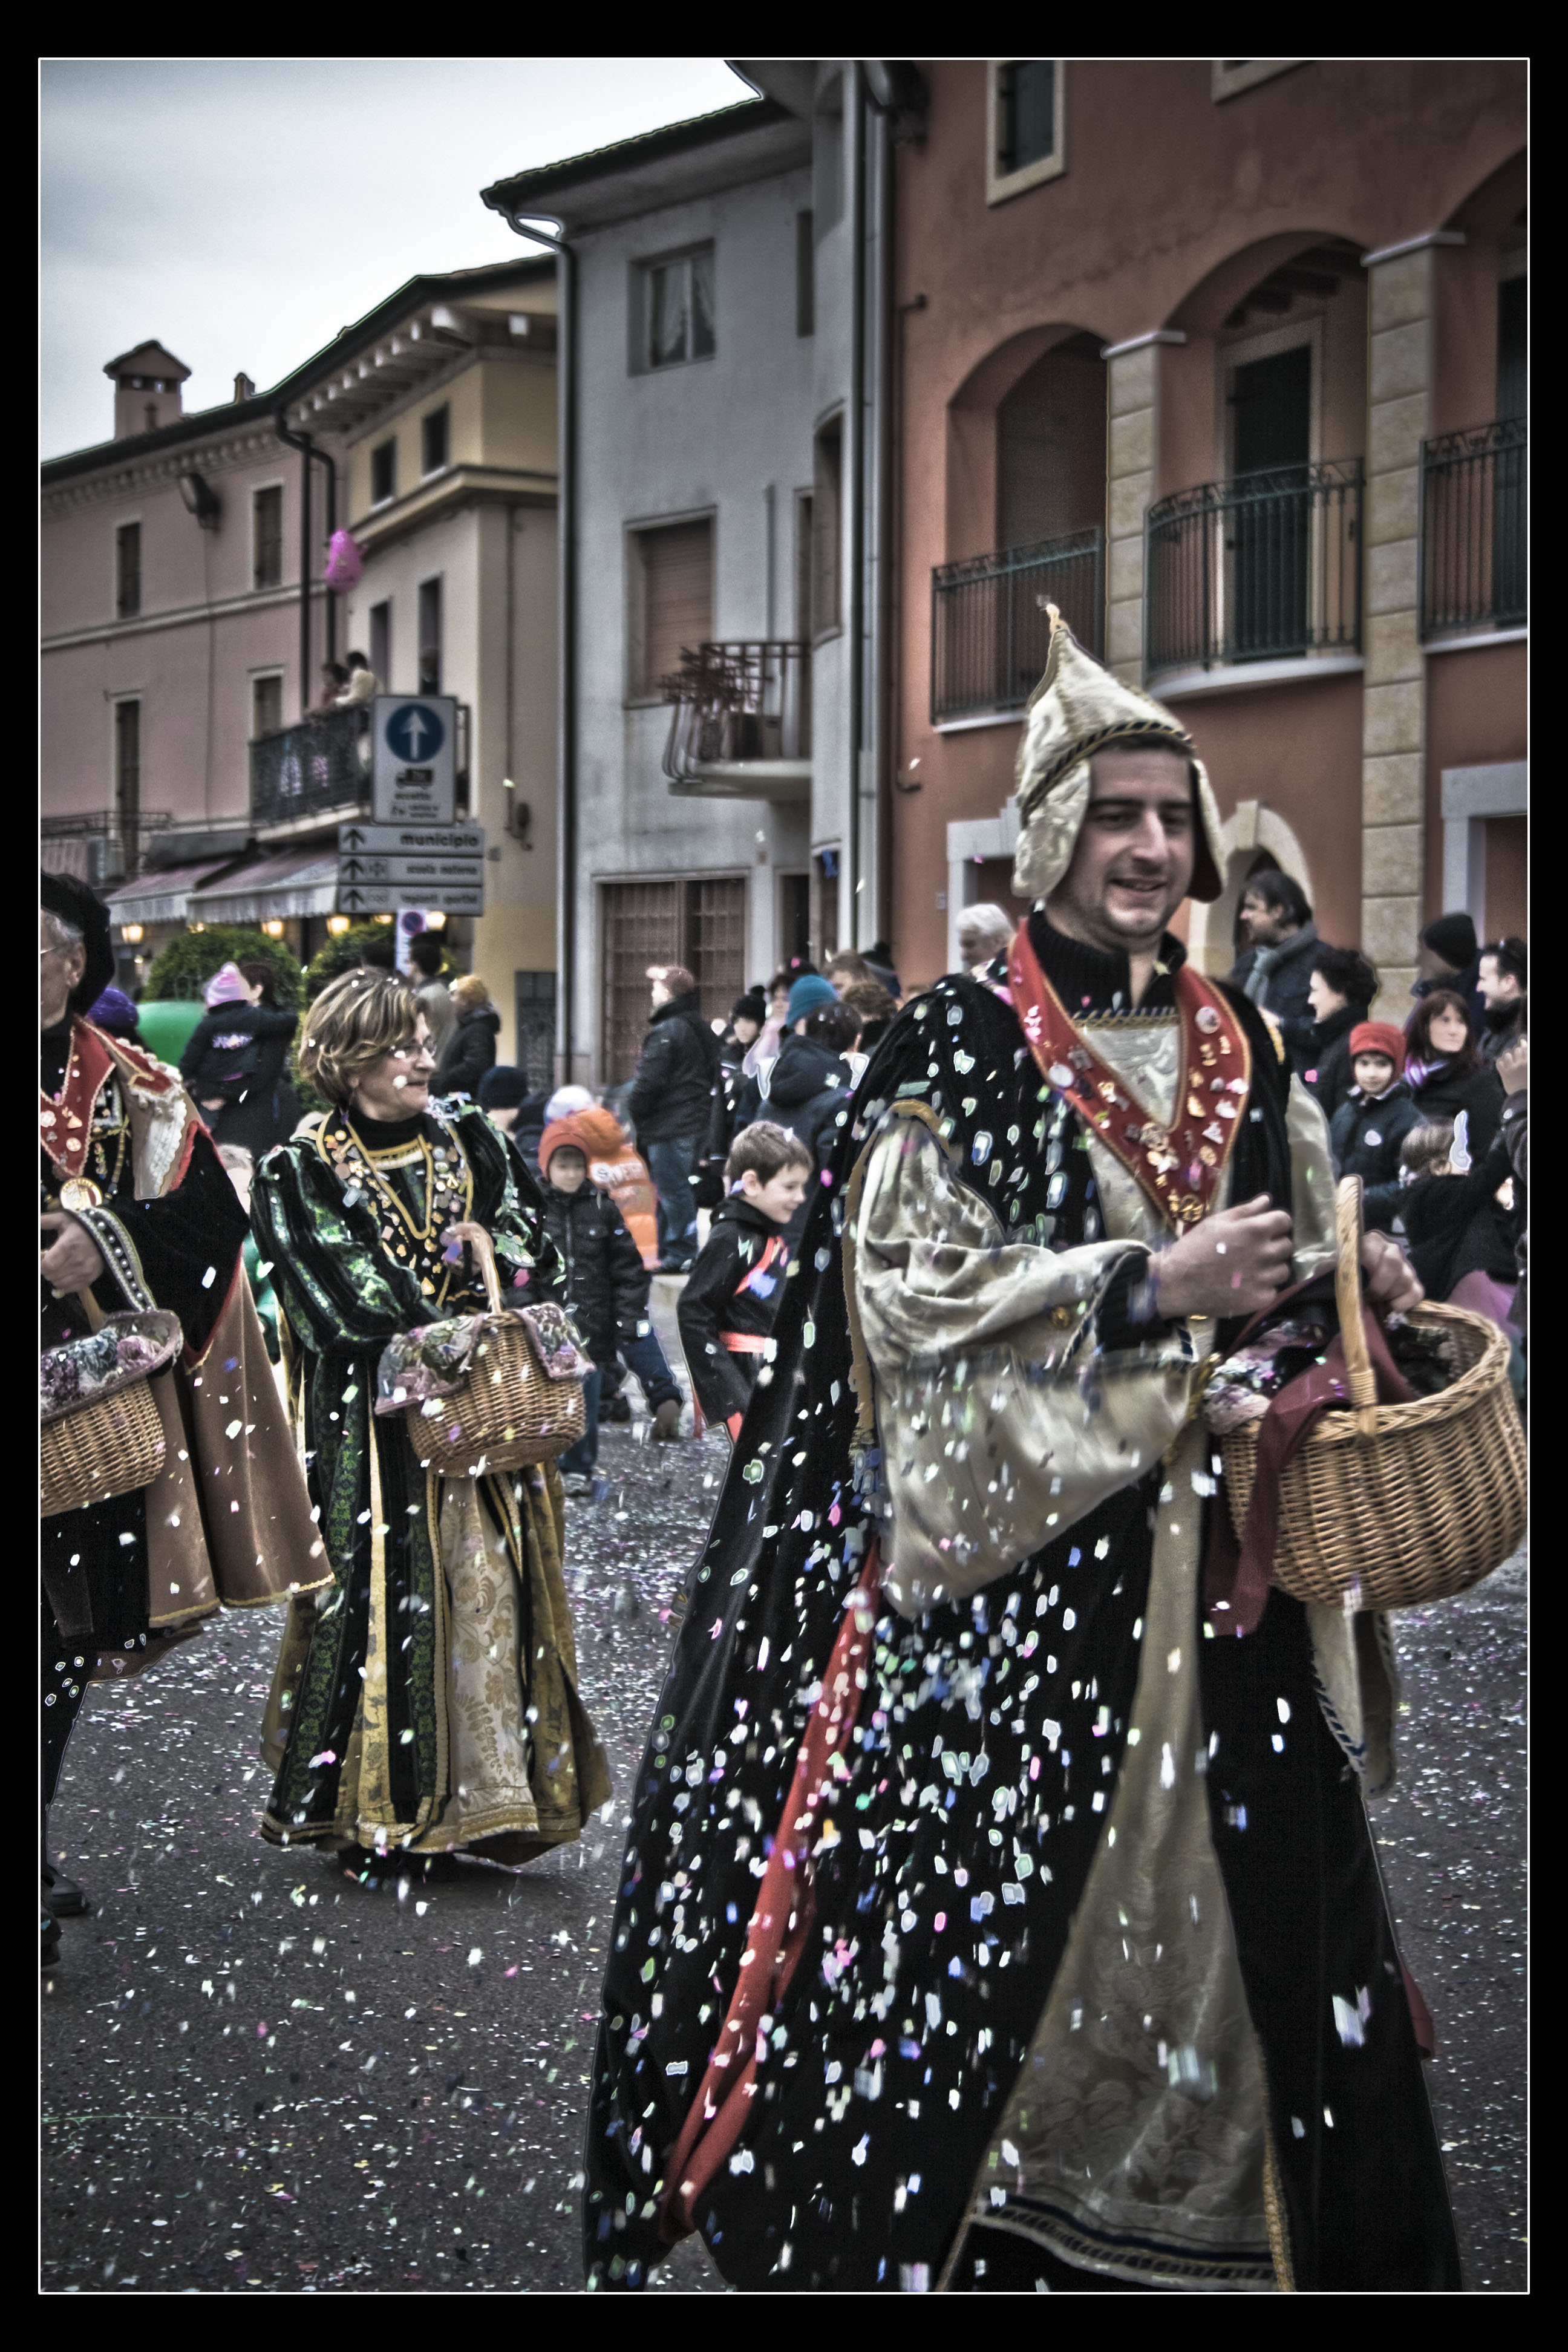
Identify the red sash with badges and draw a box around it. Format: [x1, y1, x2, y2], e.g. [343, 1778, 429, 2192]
[1008, 924, 1252, 1232]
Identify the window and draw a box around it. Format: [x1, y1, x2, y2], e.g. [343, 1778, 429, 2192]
[987, 60, 1065, 204]
[1212, 61, 1304, 102]
[811, 420, 843, 639]
[422, 405, 449, 476]
[795, 211, 815, 337]
[116, 522, 141, 619]
[371, 439, 396, 505]
[630, 518, 713, 698]
[642, 247, 715, 370]
[417, 578, 442, 694]
[251, 674, 284, 740]
[369, 600, 391, 691]
[1497, 273, 1526, 421]
[253, 486, 283, 591]
[114, 700, 140, 847]
[599, 878, 745, 1083]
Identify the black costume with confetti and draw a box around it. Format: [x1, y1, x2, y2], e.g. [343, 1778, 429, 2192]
[583, 915, 1457, 2292]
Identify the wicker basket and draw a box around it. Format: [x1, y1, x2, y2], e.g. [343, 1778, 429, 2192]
[400, 1223, 586, 1477]
[1221, 1177, 1526, 1610]
[41, 1310, 180, 1518]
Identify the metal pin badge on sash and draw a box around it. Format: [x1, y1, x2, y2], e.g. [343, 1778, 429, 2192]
[58, 1178, 104, 1212]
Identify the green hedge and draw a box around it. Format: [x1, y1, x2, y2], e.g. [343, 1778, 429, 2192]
[143, 925, 304, 1008]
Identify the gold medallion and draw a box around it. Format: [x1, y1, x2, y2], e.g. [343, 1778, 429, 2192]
[58, 1177, 103, 1212]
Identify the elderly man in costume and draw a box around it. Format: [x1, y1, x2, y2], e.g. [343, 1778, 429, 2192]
[252, 969, 609, 1867]
[583, 619, 1460, 2291]
[41, 874, 324, 1966]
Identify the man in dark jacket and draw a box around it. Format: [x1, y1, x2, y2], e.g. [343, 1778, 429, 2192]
[1228, 871, 1318, 1063]
[676, 1124, 811, 1436]
[1477, 937, 1526, 1069]
[624, 965, 719, 1272]
[732, 991, 855, 1240]
[1296, 944, 1376, 1122]
[1329, 1020, 1423, 1232]
[433, 975, 500, 1097]
[1412, 911, 1485, 1025]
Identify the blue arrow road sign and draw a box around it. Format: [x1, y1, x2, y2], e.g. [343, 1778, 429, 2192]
[385, 702, 446, 763]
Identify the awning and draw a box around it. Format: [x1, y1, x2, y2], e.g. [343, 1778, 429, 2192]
[188, 848, 340, 923]
[102, 860, 240, 927]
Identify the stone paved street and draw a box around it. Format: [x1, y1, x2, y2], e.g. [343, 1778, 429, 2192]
[41, 1301, 1526, 2292]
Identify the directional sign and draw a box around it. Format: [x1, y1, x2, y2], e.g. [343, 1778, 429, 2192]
[371, 695, 456, 824]
[338, 820, 485, 917]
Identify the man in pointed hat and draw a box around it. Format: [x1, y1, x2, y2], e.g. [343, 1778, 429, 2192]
[41, 873, 325, 1966]
[583, 622, 1460, 2291]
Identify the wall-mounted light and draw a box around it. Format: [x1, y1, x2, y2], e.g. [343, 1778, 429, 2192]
[177, 469, 221, 529]
[373, 913, 393, 924]
[262, 919, 286, 938]
[425, 910, 448, 930]
[327, 915, 351, 935]
[121, 922, 144, 943]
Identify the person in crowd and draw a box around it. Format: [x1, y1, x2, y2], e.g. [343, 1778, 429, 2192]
[86, 984, 142, 1042]
[624, 964, 720, 1273]
[433, 972, 500, 1097]
[705, 989, 767, 1166]
[675, 1122, 812, 1441]
[728, 993, 858, 1241]
[586, 615, 1453, 2293]
[1403, 988, 1502, 1160]
[41, 875, 318, 1963]
[862, 939, 903, 999]
[955, 901, 1015, 975]
[742, 968, 802, 1079]
[1413, 911, 1483, 1022]
[840, 976, 900, 1054]
[252, 969, 609, 1868]
[479, 1063, 549, 1174]
[306, 659, 349, 716]
[538, 1115, 683, 1489]
[1229, 869, 1318, 1047]
[1329, 1019, 1422, 1232]
[1476, 937, 1527, 1068]
[1396, 1119, 1518, 1327]
[825, 949, 874, 998]
[406, 932, 456, 1062]
[215, 1143, 282, 1362]
[178, 960, 301, 1156]
[1497, 1034, 1527, 1337]
[1296, 944, 1377, 1120]
[336, 648, 382, 704]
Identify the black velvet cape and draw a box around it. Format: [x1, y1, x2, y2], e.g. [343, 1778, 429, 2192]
[583, 923, 1459, 2292]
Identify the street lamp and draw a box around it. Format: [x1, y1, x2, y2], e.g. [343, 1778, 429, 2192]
[122, 923, 144, 943]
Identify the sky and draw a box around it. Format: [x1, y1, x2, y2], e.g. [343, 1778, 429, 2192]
[40, 57, 749, 459]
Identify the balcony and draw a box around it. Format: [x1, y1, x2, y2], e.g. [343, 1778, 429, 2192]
[41, 809, 173, 886]
[1420, 418, 1527, 642]
[250, 703, 469, 836]
[1145, 460, 1362, 681]
[932, 528, 1103, 724]
[662, 642, 811, 800]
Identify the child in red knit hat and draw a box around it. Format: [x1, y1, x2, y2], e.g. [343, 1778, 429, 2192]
[1328, 1021, 1422, 1231]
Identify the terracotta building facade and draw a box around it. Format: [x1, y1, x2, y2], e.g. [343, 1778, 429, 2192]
[887, 60, 1526, 1008]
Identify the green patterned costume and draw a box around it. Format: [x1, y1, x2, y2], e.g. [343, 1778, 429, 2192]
[253, 1097, 610, 1860]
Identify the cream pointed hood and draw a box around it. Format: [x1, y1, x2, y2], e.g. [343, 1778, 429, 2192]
[1011, 610, 1224, 903]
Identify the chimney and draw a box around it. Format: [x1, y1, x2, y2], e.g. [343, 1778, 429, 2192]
[104, 340, 192, 440]
[234, 371, 256, 402]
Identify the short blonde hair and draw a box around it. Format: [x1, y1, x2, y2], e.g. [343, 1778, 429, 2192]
[451, 972, 492, 1013]
[299, 969, 420, 1105]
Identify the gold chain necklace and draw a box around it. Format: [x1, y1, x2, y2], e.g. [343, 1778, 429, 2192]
[324, 1111, 472, 1301]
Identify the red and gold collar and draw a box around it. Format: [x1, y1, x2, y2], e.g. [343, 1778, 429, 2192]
[40, 1018, 181, 1184]
[1007, 925, 1252, 1231]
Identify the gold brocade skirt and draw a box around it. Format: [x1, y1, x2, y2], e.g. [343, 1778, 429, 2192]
[261, 1461, 610, 1861]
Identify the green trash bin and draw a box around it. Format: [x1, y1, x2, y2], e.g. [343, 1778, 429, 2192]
[136, 1000, 206, 1068]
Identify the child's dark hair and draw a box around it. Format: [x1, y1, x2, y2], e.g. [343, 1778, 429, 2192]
[1402, 1120, 1455, 1177]
[805, 1001, 860, 1053]
[725, 1120, 812, 1186]
[1310, 942, 1378, 1009]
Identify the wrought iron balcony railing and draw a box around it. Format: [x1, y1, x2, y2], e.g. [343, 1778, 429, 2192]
[250, 703, 471, 830]
[1145, 459, 1363, 676]
[1420, 417, 1526, 640]
[931, 527, 1103, 722]
[250, 705, 371, 830]
[662, 642, 811, 791]
[41, 809, 173, 885]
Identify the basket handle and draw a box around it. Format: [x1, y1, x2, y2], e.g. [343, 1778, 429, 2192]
[1334, 1176, 1377, 1416]
[445, 1220, 504, 1315]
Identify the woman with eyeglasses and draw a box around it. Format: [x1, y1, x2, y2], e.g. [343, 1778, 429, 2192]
[251, 967, 609, 1873]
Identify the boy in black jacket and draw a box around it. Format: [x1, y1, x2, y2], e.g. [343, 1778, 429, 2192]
[539, 1114, 682, 1486]
[677, 1122, 811, 1439]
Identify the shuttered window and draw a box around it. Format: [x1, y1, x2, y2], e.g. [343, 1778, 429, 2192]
[252, 673, 284, 739]
[812, 423, 842, 638]
[599, 876, 747, 1083]
[634, 518, 713, 697]
[253, 486, 283, 590]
